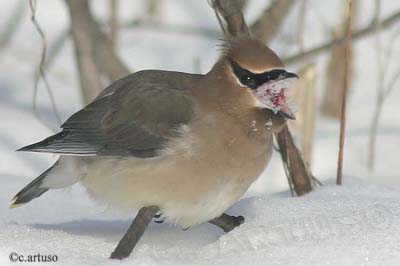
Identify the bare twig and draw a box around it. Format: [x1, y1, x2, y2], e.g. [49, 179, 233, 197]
[284, 9, 400, 65]
[368, 19, 400, 169]
[385, 66, 400, 96]
[250, 0, 296, 43]
[209, 0, 227, 36]
[210, 0, 250, 37]
[368, 0, 384, 170]
[380, 26, 400, 96]
[312, 175, 323, 186]
[31, 28, 70, 129]
[276, 126, 313, 196]
[109, 0, 119, 49]
[29, 0, 62, 129]
[337, 0, 353, 186]
[33, 28, 70, 91]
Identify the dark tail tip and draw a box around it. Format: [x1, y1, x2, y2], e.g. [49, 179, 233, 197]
[10, 187, 49, 208]
[10, 162, 56, 208]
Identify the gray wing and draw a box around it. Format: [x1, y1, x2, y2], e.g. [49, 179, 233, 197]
[19, 70, 197, 158]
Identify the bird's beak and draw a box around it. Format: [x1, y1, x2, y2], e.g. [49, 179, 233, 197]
[253, 70, 298, 120]
[282, 72, 299, 80]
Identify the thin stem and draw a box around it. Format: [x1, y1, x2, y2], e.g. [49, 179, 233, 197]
[29, 0, 62, 129]
[337, 0, 353, 185]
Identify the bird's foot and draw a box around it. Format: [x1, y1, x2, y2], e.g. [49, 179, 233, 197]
[153, 211, 165, 224]
[208, 213, 245, 233]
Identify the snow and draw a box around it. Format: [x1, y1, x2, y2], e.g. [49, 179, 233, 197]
[2, 178, 400, 266]
[1, 0, 400, 265]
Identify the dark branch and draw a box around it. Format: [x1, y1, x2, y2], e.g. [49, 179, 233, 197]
[276, 126, 313, 196]
[210, 0, 250, 37]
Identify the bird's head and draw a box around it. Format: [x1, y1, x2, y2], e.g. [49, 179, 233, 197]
[216, 37, 297, 120]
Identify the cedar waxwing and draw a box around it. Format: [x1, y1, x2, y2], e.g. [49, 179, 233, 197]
[11, 37, 297, 259]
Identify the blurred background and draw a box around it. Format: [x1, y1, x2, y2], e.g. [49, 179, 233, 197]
[0, 0, 400, 199]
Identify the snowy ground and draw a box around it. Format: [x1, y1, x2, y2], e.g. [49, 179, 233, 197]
[1, 0, 400, 265]
[1, 178, 400, 266]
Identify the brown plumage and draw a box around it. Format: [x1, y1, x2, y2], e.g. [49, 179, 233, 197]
[11, 37, 297, 257]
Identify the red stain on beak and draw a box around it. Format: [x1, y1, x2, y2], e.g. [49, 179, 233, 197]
[269, 88, 286, 108]
[253, 78, 296, 119]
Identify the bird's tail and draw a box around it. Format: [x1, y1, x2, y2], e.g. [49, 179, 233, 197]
[10, 162, 57, 208]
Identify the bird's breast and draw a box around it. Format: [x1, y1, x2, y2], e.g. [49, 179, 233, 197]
[80, 107, 275, 228]
[181, 107, 274, 181]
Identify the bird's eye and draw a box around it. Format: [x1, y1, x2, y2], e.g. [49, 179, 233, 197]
[241, 75, 251, 83]
[240, 74, 255, 88]
[228, 58, 257, 89]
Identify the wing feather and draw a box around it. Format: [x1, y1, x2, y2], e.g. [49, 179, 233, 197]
[19, 71, 197, 158]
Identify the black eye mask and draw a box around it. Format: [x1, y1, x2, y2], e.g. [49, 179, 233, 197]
[228, 58, 297, 119]
[229, 59, 292, 89]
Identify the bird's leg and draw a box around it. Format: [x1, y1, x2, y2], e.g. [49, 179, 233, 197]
[208, 213, 245, 233]
[110, 206, 159, 260]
